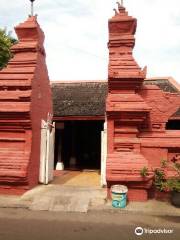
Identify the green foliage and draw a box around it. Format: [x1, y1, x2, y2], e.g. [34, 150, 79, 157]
[154, 169, 168, 192]
[174, 162, 180, 175]
[161, 159, 168, 168]
[140, 166, 148, 177]
[154, 158, 180, 193]
[0, 28, 17, 69]
[168, 162, 180, 192]
[167, 179, 180, 192]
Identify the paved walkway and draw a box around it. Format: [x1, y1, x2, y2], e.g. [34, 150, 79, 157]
[0, 184, 180, 216]
[53, 170, 100, 186]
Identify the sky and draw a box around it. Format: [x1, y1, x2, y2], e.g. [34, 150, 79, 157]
[0, 0, 180, 83]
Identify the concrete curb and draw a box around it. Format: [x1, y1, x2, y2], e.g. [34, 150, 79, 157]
[88, 206, 180, 217]
[0, 185, 180, 216]
[89, 200, 180, 217]
[0, 196, 31, 209]
[0, 199, 180, 217]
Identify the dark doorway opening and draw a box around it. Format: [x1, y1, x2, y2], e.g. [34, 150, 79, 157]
[166, 120, 180, 130]
[54, 120, 104, 170]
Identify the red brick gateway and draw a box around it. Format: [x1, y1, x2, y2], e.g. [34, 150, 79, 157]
[0, 2, 180, 201]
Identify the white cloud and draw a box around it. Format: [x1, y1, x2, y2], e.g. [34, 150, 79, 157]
[0, 0, 179, 83]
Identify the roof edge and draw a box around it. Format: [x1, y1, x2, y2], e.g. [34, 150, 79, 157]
[145, 77, 180, 91]
[50, 80, 108, 85]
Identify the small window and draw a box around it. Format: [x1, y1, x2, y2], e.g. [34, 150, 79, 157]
[166, 120, 180, 130]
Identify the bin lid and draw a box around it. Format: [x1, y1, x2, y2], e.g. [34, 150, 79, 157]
[111, 185, 128, 194]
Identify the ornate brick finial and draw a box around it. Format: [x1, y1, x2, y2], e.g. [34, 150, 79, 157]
[29, 0, 36, 16]
[114, 1, 126, 16]
[113, 8, 119, 16]
[117, 0, 124, 9]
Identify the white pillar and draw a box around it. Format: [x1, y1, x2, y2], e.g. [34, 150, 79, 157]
[101, 121, 107, 187]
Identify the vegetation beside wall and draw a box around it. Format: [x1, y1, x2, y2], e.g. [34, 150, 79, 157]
[0, 29, 17, 69]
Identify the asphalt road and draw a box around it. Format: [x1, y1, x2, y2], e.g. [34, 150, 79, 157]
[0, 208, 179, 240]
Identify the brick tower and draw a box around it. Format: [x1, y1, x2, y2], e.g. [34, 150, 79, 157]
[106, 2, 153, 201]
[0, 16, 52, 193]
